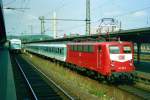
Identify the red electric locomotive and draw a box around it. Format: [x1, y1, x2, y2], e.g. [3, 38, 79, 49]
[66, 41, 135, 80]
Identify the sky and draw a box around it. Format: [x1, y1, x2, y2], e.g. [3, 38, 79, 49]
[3, 0, 150, 37]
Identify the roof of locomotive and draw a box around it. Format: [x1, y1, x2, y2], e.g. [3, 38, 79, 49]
[10, 39, 21, 42]
[9, 39, 21, 44]
[67, 41, 132, 45]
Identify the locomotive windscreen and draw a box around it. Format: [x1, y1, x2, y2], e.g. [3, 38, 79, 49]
[109, 46, 120, 54]
[123, 46, 131, 53]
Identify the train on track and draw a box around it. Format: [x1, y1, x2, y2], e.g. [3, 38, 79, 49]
[25, 41, 135, 82]
[9, 39, 22, 53]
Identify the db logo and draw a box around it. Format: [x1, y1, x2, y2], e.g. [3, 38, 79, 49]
[119, 55, 125, 60]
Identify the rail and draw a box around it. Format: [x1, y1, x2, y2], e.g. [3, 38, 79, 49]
[15, 58, 38, 100]
[24, 56, 75, 100]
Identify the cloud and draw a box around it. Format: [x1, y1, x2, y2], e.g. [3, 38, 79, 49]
[132, 11, 147, 17]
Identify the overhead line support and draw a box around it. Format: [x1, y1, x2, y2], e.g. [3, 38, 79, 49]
[86, 0, 91, 35]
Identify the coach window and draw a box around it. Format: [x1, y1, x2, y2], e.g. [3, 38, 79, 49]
[47, 47, 49, 51]
[47, 47, 48, 51]
[83, 45, 88, 52]
[82, 45, 84, 52]
[88, 45, 94, 52]
[78, 45, 82, 51]
[77, 45, 79, 51]
[49, 47, 51, 52]
[74, 45, 77, 51]
[56, 48, 58, 53]
[109, 46, 120, 54]
[55, 48, 57, 53]
[44, 47, 46, 51]
[72, 45, 74, 51]
[123, 46, 131, 53]
[50, 47, 51, 52]
[52, 47, 53, 52]
[42, 47, 44, 50]
[61, 48, 64, 54]
[71, 45, 74, 51]
[53, 48, 55, 53]
[59, 48, 61, 54]
[45, 47, 47, 51]
[70, 45, 73, 51]
[50, 47, 52, 52]
[53, 47, 55, 53]
[54, 47, 56, 53]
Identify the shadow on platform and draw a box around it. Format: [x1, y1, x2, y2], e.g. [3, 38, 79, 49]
[134, 61, 150, 73]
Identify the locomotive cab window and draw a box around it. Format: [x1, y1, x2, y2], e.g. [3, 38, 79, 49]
[123, 46, 131, 53]
[109, 46, 120, 54]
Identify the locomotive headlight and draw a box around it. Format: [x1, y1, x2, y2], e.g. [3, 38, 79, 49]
[129, 59, 133, 66]
[130, 63, 132, 66]
[111, 60, 114, 63]
[111, 60, 115, 68]
[111, 64, 114, 67]
[111, 60, 115, 66]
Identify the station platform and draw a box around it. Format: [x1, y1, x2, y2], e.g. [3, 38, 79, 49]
[0, 48, 16, 100]
[134, 61, 150, 73]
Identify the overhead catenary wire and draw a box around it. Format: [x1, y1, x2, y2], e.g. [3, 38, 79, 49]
[20, 0, 30, 12]
[92, 6, 150, 24]
[44, 18, 86, 21]
[59, 24, 85, 35]
[3, 0, 16, 6]
[59, 6, 150, 34]
[44, 0, 69, 17]
[91, 0, 110, 14]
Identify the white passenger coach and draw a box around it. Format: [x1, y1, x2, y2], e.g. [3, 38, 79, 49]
[9, 39, 22, 53]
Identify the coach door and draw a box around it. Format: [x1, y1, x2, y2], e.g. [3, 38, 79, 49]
[97, 46, 102, 68]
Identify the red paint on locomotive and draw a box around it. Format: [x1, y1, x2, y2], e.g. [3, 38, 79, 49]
[66, 41, 135, 76]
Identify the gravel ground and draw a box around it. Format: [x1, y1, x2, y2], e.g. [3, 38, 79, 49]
[22, 52, 141, 100]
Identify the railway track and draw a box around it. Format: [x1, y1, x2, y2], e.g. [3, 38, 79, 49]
[134, 71, 150, 85]
[24, 52, 150, 99]
[11, 54, 74, 100]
